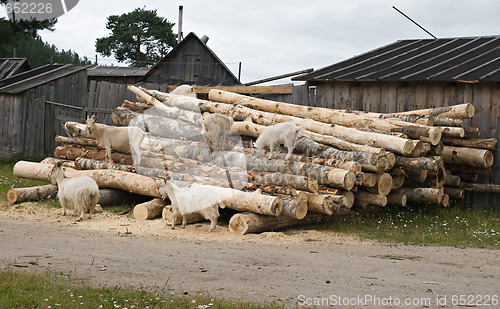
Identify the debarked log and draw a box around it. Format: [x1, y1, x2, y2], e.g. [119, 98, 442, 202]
[441, 146, 494, 168]
[133, 198, 166, 220]
[394, 187, 444, 205]
[281, 194, 308, 220]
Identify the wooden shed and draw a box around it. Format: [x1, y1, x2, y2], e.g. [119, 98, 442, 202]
[87, 65, 150, 85]
[0, 64, 89, 158]
[293, 35, 500, 205]
[141, 32, 241, 86]
[0, 58, 31, 80]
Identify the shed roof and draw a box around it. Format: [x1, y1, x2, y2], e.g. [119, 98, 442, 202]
[293, 36, 500, 83]
[87, 65, 150, 77]
[0, 58, 31, 80]
[0, 64, 89, 94]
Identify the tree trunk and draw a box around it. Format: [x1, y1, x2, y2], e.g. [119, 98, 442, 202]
[441, 146, 494, 168]
[133, 198, 166, 220]
[356, 172, 377, 187]
[394, 155, 441, 171]
[162, 205, 204, 225]
[299, 129, 386, 155]
[13, 161, 160, 197]
[55, 135, 99, 148]
[433, 117, 463, 127]
[441, 137, 497, 151]
[74, 157, 134, 172]
[459, 182, 500, 193]
[444, 187, 464, 199]
[303, 193, 336, 215]
[390, 168, 405, 190]
[7, 184, 58, 204]
[207, 89, 441, 145]
[366, 173, 393, 196]
[394, 187, 444, 205]
[247, 170, 318, 193]
[444, 174, 461, 187]
[440, 127, 464, 138]
[281, 194, 308, 220]
[228, 212, 327, 235]
[394, 103, 474, 119]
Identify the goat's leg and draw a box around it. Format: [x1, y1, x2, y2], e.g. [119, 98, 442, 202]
[171, 209, 179, 229]
[181, 216, 187, 229]
[208, 218, 217, 232]
[285, 142, 294, 160]
[268, 144, 275, 159]
[76, 206, 84, 222]
[105, 145, 112, 163]
[60, 198, 67, 216]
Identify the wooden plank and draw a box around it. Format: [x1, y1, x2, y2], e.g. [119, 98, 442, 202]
[165, 84, 294, 94]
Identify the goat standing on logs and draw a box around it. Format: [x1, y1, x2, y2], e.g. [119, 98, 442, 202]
[255, 122, 303, 159]
[156, 179, 223, 232]
[86, 115, 145, 166]
[201, 113, 234, 152]
[48, 161, 99, 221]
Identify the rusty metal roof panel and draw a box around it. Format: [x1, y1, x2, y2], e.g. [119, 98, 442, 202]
[294, 36, 500, 83]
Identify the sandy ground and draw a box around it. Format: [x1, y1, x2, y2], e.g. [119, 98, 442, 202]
[1, 202, 499, 308]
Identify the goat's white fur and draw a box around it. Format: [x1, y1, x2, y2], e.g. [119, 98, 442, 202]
[86, 115, 145, 166]
[201, 113, 234, 151]
[48, 162, 99, 221]
[156, 179, 223, 232]
[170, 84, 197, 98]
[255, 122, 303, 159]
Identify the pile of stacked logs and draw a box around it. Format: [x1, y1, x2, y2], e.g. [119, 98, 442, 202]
[8, 85, 497, 234]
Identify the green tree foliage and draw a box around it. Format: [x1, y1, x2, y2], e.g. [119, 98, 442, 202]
[96, 7, 176, 67]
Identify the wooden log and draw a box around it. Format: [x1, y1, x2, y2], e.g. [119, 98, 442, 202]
[386, 192, 407, 207]
[55, 146, 134, 165]
[440, 126, 465, 138]
[433, 117, 463, 127]
[354, 190, 387, 207]
[13, 161, 160, 197]
[403, 168, 428, 183]
[444, 187, 464, 199]
[440, 194, 450, 207]
[459, 183, 500, 193]
[74, 157, 135, 172]
[445, 164, 492, 176]
[208, 89, 441, 145]
[198, 185, 283, 216]
[228, 212, 327, 235]
[55, 135, 99, 148]
[162, 205, 204, 225]
[281, 194, 308, 220]
[394, 103, 475, 119]
[7, 184, 58, 204]
[394, 187, 443, 205]
[463, 127, 480, 137]
[441, 146, 494, 168]
[299, 129, 386, 155]
[247, 170, 318, 193]
[133, 198, 166, 220]
[122, 100, 152, 113]
[356, 172, 377, 187]
[444, 174, 461, 187]
[427, 141, 444, 156]
[304, 193, 335, 215]
[370, 173, 393, 196]
[390, 168, 405, 190]
[394, 155, 441, 171]
[441, 137, 497, 151]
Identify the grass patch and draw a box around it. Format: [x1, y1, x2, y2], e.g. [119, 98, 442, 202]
[310, 203, 500, 249]
[0, 268, 284, 309]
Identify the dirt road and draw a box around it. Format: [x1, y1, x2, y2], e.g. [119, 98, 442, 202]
[0, 206, 499, 308]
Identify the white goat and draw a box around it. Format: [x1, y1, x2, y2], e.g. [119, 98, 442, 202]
[86, 115, 145, 166]
[156, 179, 223, 232]
[48, 161, 99, 221]
[201, 113, 234, 152]
[170, 84, 197, 98]
[255, 122, 303, 159]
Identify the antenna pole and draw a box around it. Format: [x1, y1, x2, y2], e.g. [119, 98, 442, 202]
[392, 6, 437, 39]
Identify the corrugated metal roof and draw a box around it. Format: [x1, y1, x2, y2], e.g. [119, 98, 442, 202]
[0, 64, 89, 94]
[87, 65, 150, 77]
[293, 36, 500, 82]
[0, 58, 31, 80]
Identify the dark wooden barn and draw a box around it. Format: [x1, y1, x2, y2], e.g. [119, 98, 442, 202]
[141, 32, 241, 86]
[292, 35, 500, 205]
[0, 58, 31, 80]
[0, 64, 89, 158]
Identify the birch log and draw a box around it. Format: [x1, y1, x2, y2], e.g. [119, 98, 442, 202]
[7, 184, 58, 204]
[394, 103, 474, 119]
[441, 137, 497, 151]
[133, 198, 166, 220]
[247, 171, 318, 192]
[441, 146, 494, 168]
[394, 187, 444, 205]
[282, 195, 308, 220]
[229, 212, 327, 235]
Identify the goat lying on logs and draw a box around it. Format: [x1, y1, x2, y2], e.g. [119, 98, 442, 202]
[85, 115, 146, 166]
[48, 161, 99, 221]
[201, 113, 234, 152]
[255, 122, 303, 159]
[170, 84, 197, 98]
[156, 179, 224, 232]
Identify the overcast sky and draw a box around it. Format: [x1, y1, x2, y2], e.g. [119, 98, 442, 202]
[2, 0, 499, 84]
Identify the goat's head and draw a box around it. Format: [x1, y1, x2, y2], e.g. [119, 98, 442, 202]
[48, 161, 65, 184]
[156, 177, 172, 199]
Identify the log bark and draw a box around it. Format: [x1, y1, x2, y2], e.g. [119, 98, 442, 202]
[433, 117, 463, 127]
[228, 212, 327, 235]
[441, 146, 494, 168]
[122, 100, 152, 113]
[444, 174, 461, 187]
[395, 103, 474, 119]
[441, 137, 497, 151]
[74, 157, 134, 172]
[299, 129, 387, 155]
[459, 183, 500, 193]
[13, 161, 160, 197]
[7, 184, 58, 204]
[208, 89, 441, 145]
[394, 155, 441, 171]
[440, 127, 465, 138]
[55, 146, 133, 165]
[390, 168, 405, 190]
[133, 198, 166, 220]
[394, 187, 444, 205]
[444, 187, 464, 199]
[356, 172, 377, 187]
[247, 171, 318, 193]
[304, 193, 335, 215]
[162, 205, 204, 225]
[281, 194, 308, 220]
[55, 135, 99, 148]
